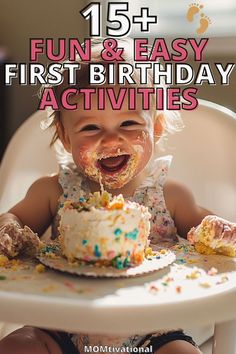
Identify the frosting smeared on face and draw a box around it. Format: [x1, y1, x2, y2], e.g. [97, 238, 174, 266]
[81, 145, 144, 189]
[61, 92, 156, 191]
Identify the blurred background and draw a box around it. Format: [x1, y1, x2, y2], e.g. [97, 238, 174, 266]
[0, 0, 235, 159]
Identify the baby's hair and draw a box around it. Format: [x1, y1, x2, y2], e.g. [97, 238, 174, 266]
[39, 37, 183, 150]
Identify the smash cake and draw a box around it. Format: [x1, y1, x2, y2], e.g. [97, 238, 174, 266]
[58, 191, 151, 269]
[187, 215, 236, 257]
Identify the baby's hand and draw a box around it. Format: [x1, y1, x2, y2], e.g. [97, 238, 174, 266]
[188, 215, 236, 243]
[206, 216, 236, 243]
[187, 215, 236, 256]
[0, 221, 41, 258]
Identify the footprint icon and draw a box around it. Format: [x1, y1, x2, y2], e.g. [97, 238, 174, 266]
[186, 3, 204, 22]
[197, 13, 211, 34]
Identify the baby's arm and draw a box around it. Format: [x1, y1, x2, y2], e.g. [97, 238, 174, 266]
[7, 175, 61, 235]
[164, 179, 211, 238]
[0, 175, 62, 256]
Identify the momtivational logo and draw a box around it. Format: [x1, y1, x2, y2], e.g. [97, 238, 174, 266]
[84, 346, 153, 353]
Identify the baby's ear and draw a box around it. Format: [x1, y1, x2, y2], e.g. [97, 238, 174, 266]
[154, 113, 165, 140]
[56, 120, 71, 152]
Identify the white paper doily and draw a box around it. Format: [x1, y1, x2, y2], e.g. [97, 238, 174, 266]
[38, 251, 176, 278]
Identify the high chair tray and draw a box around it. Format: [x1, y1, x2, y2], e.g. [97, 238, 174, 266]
[0, 239, 236, 334]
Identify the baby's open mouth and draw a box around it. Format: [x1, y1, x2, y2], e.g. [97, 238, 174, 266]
[97, 154, 130, 174]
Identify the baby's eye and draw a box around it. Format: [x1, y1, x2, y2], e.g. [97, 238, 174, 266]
[121, 120, 140, 127]
[80, 124, 99, 131]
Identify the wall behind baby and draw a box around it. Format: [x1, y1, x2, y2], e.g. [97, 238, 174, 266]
[0, 0, 88, 158]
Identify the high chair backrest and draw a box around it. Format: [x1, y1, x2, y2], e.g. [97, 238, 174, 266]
[0, 100, 236, 220]
[0, 110, 58, 212]
[165, 99, 236, 221]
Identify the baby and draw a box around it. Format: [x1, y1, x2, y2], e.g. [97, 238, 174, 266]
[0, 38, 235, 354]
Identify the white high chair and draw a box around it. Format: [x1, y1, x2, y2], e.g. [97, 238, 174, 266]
[0, 100, 236, 353]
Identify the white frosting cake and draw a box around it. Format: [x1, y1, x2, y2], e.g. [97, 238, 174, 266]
[59, 192, 151, 268]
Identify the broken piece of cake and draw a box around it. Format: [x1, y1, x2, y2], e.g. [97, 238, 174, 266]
[187, 215, 236, 257]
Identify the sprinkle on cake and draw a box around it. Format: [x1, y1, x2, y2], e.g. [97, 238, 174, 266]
[58, 191, 151, 269]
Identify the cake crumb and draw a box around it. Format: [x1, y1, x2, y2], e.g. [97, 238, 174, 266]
[0, 255, 9, 267]
[207, 267, 218, 276]
[42, 284, 57, 292]
[149, 284, 159, 294]
[199, 282, 211, 288]
[176, 286, 182, 293]
[186, 270, 201, 279]
[187, 259, 197, 264]
[216, 275, 229, 284]
[35, 264, 46, 273]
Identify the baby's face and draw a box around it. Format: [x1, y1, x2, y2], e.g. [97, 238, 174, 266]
[61, 93, 154, 189]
